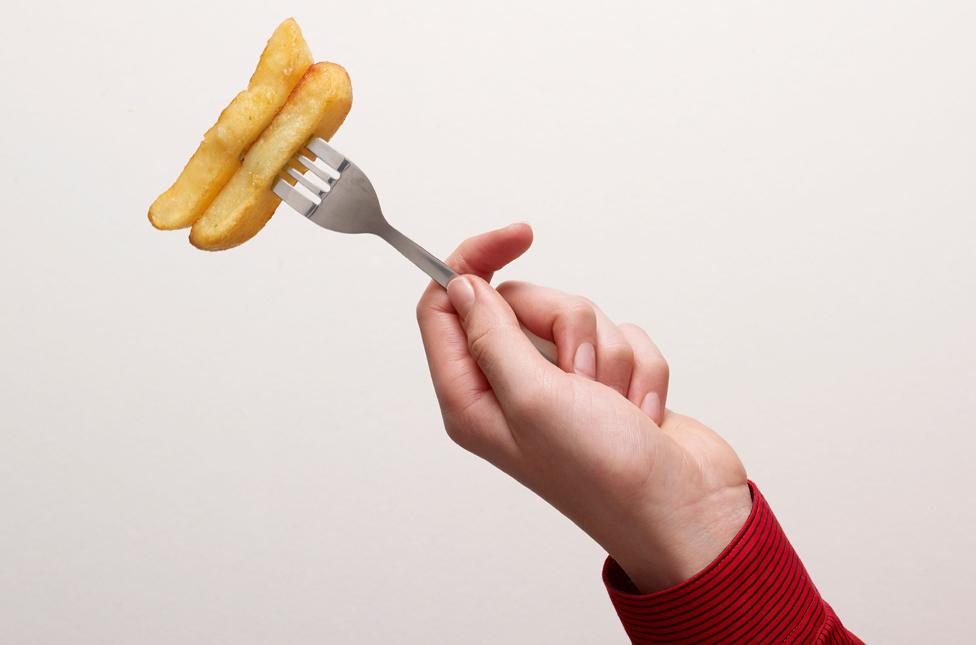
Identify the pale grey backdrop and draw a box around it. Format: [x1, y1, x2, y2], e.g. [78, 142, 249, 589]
[1, 1, 973, 642]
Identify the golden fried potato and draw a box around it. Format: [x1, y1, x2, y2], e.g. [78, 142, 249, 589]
[148, 19, 312, 230]
[189, 62, 353, 251]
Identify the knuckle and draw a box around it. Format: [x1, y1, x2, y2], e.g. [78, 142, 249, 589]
[495, 280, 523, 296]
[657, 356, 671, 383]
[618, 322, 648, 338]
[453, 248, 473, 272]
[440, 392, 492, 454]
[441, 416, 466, 444]
[618, 323, 668, 378]
[467, 326, 504, 373]
[604, 340, 635, 366]
[641, 353, 670, 384]
[554, 298, 597, 332]
[567, 296, 595, 315]
[442, 415, 479, 453]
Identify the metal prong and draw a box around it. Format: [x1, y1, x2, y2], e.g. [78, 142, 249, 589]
[306, 137, 347, 170]
[287, 167, 328, 196]
[273, 179, 317, 217]
[297, 154, 339, 185]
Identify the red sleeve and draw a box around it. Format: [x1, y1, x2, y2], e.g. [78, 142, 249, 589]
[603, 482, 862, 644]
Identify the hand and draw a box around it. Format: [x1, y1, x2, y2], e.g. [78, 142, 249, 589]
[416, 224, 752, 592]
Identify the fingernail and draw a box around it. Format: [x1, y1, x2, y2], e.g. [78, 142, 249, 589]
[640, 392, 662, 423]
[573, 342, 596, 379]
[447, 276, 475, 317]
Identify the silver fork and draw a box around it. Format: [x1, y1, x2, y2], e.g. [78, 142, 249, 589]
[273, 137, 557, 363]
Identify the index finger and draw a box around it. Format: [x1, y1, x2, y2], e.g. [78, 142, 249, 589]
[416, 223, 533, 411]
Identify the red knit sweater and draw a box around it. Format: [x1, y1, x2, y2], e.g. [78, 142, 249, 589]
[603, 482, 861, 644]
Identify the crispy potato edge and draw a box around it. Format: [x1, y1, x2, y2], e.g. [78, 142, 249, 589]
[188, 62, 353, 251]
[148, 18, 312, 231]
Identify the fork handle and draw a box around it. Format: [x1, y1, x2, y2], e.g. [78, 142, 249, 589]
[377, 224, 558, 364]
[379, 224, 456, 288]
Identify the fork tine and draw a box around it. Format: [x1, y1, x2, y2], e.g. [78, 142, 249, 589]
[287, 167, 328, 196]
[297, 154, 338, 185]
[273, 179, 317, 217]
[306, 137, 347, 170]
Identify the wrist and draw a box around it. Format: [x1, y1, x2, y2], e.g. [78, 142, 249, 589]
[611, 483, 753, 593]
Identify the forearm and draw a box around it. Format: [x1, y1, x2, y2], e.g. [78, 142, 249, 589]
[609, 482, 753, 594]
[604, 482, 862, 644]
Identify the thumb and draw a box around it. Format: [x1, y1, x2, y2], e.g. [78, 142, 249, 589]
[447, 275, 548, 400]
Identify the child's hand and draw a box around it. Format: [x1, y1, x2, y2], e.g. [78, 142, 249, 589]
[416, 224, 752, 592]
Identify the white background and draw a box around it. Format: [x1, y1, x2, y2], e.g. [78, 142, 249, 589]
[2, 1, 974, 642]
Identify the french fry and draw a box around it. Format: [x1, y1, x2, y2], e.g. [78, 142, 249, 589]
[148, 19, 312, 230]
[189, 62, 353, 251]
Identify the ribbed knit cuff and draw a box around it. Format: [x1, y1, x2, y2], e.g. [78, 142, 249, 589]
[603, 482, 842, 644]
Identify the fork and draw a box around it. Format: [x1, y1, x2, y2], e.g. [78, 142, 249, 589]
[273, 137, 558, 363]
